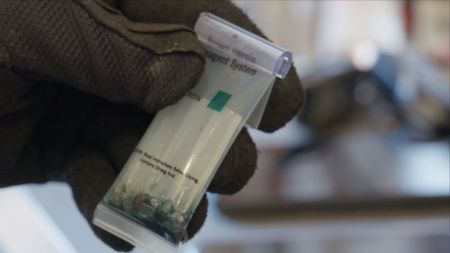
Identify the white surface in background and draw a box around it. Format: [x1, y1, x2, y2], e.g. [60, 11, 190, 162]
[0, 186, 77, 253]
[233, 0, 316, 55]
[352, 40, 380, 71]
[28, 183, 142, 253]
[314, 1, 406, 58]
[396, 142, 450, 196]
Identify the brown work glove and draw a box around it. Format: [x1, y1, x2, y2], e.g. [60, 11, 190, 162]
[0, 0, 303, 251]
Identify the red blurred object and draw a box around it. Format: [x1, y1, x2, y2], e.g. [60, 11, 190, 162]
[403, 0, 414, 41]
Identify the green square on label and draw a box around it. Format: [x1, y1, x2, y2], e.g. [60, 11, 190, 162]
[208, 90, 231, 112]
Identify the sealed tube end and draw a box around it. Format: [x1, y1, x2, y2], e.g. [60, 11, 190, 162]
[196, 12, 293, 79]
[94, 204, 178, 253]
[275, 52, 292, 79]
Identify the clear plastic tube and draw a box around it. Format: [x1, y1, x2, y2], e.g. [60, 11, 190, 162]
[93, 12, 293, 253]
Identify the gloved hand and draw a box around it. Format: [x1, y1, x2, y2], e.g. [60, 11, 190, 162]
[0, 0, 303, 251]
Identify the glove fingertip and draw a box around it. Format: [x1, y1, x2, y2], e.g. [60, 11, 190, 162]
[185, 195, 208, 241]
[94, 226, 134, 252]
[65, 147, 134, 251]
[258, 66, 305, 133]
[142, 53, 205, 112]
[208, 129, 257, 195]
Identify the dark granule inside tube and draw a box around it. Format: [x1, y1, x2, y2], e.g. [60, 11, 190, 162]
[103, 191, 190, 244]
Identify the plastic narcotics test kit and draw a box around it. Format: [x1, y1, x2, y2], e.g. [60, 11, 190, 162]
[93, 12, 293, 253]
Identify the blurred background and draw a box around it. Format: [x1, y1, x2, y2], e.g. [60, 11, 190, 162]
[0, 1, 448, 253]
